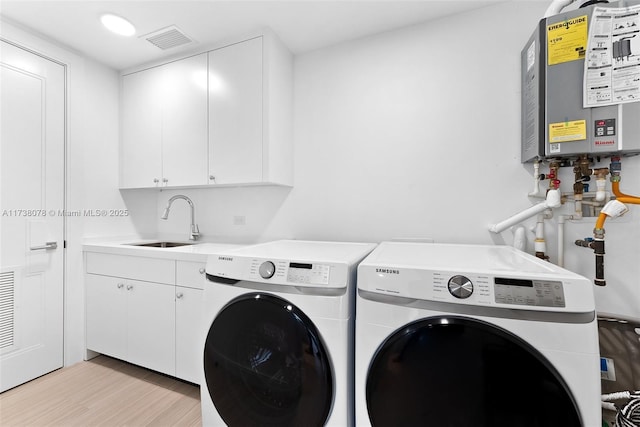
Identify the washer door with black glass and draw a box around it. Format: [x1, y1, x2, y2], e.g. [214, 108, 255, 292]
[204, 293, 333, 427]
[366, 316, 582, 427]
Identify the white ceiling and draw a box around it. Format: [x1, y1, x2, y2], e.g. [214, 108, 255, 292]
[0, 0, 513, 71]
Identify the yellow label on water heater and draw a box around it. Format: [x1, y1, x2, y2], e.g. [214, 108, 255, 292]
[549, 120, 587, 143]
[547, 15, 588, 65]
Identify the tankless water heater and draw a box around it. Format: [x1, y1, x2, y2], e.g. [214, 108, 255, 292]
[522, 0, 640, 163]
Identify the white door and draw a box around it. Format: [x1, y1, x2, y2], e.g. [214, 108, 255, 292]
[0, 40, 65, 392]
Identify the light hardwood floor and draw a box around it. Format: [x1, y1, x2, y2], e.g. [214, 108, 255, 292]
[0, 355, 202, 426]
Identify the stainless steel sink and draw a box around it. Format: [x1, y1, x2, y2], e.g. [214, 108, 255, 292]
[126, 241, 194, 248]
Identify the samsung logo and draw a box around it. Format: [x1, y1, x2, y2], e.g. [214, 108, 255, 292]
[218, 256, 234, 261]
[376, 268, 400, 275]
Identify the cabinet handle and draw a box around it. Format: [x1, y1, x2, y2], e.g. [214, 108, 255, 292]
[117, 283, 124, 289]
[162, 178, 168, 185]
[176, 292, 184, 299]
[153, 178, 159, 184]
[209, 175, 216, 183]
[126, 284, 133, 291]
[199, 268, 205, 275]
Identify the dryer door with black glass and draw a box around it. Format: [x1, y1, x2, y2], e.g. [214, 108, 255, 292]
[366, 316, 582, 427]
[204, 293, 333, 427]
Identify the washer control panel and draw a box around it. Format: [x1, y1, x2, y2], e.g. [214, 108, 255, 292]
[375, 270, 566, 308]
[286, 262, 331, 285]
[357, 243, 590, 312]
[494, 277, 565, 307]
[249, 259, 331, 285]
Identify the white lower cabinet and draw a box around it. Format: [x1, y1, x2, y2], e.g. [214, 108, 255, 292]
[85, 274, 127, 361]
[85, 253, 205, 383]
[125, 279, 176, 376]
[175, 285, 203, 383]
[85, 274, 176, 377]
[175, 260, 206, 384]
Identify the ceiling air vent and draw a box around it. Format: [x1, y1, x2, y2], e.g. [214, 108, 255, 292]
[142, 25, 194, 50]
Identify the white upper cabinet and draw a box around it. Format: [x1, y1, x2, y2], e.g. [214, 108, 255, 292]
[121, 53, 208, 189]
[161, 54, 208, 187]
[120, 30, 292, 189]
[208, 37, 263, 185]
[121, 65, 163, 188]
[207, 33, 294, 186]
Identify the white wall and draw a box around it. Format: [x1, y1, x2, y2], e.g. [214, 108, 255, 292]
[157, 2, 640, 321]
[79, 60, 157, 240]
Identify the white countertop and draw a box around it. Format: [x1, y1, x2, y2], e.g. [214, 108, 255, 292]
[83, 237, 247, 262]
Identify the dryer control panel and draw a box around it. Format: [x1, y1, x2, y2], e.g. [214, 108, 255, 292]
[208, 255, 345, 289]
[494, 277, 566, 308]
[286, 262, 331, 285]
[357, 242, 594, 313]
[364, 268, 568, 309]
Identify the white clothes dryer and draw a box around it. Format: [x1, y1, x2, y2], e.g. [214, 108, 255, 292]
[355, 242, 601, 427]
[201, 240, 376, 427]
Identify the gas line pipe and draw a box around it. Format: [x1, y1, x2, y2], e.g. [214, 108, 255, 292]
[610, 156, 640, 202]
[575, 157, 640, 286]
[576, 200, 629, 286]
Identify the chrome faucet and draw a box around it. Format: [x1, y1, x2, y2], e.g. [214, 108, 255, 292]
[161, 195, 200, 241]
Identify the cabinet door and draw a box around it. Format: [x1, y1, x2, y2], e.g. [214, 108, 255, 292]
[175, 286, 203, 383]
[162, 53, 208, 187]
[121, 67, 163, 188]
[125, 279, 176, 376]
[209, 37, 263, 184]
[85, 274, 127, 360]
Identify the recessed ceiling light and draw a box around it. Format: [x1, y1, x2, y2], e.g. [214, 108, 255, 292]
[100, 14, 136, 37]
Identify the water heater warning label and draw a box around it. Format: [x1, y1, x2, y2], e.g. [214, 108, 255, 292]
[549, 120, 587, 143]
[584, 5, 640, 107]
[547, 15, 588, 66]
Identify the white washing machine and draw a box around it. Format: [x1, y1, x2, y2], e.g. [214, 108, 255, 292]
[201, 240, 377, 427]
[355, 242, 601, 427]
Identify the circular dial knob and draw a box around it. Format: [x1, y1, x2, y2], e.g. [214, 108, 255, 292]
[448, 275, 473, 299]
[259, 261, 276, 279]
